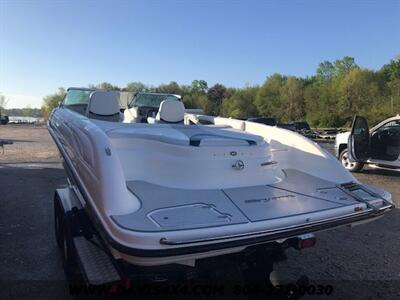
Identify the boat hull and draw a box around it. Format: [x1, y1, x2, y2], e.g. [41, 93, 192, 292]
[48, 107, 394, 266]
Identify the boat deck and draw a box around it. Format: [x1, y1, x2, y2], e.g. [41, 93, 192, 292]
[111, 169, 363, 232]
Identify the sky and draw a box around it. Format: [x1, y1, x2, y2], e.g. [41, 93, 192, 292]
[0, 0, 399, 108]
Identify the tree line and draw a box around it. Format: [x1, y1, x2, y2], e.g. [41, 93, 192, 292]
[40, 56, 400, 127]
[5, 107, 42, 118]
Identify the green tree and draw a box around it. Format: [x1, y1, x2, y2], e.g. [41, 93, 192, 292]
[303, 57, 359, 127]
[176, 80, 208, 111]
[5, 108, 42, 117]
[206, 83, 227, 115]
[182, 93, 202, 109]
[338, 68, 389, 125]
[304, 77, 342, 127]
[124, 82, 148, 92]
[155, 81, 182, 95]
[388, 79, 400, 114]
[379, 57, 400, 115]
[207, 84, 226, 102]
[333, 56, 358, 77]
[379, 57, 400, 82]
[95, 82, 120, 90]
[39, 55, 399, 127]
[316, 61, 335, 81]
[255, 74, 286, 117]
[21, 106, 33, 117]
[191, 80, 208, 94]
[41, 88, 66, 119]
[221, 86, 258, 118]
[0, 93, 8, 115]
[279, 77, 305, 122]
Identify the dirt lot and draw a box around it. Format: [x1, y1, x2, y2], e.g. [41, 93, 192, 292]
[0, 124, 59, 163]
[0, 125, 399, 299]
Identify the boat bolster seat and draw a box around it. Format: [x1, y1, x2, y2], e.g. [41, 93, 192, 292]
[147, 116, 156, 124]
[87, 91, 122, 122]
[123, 106, 140, 123]
[148, 100, 185, 124]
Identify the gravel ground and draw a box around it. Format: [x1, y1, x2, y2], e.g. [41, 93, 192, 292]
[0, 125, 399, 299]
[0, 124, 59, 163]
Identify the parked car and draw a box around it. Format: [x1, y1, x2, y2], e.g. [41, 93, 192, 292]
[0, 115, 9, 125]
[335, 115, 400, 172]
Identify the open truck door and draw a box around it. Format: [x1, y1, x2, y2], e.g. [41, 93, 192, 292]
[348, 116, 371, 162]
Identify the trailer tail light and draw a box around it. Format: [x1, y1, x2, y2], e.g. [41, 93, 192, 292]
[295, 233, 316, 250]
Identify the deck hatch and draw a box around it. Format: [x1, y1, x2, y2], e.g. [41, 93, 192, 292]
[111, 181, 248, 232]
[148, 204, 232, 228]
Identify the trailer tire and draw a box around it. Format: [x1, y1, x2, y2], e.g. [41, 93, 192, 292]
[61, 214, 79, 279]
[54, 194, 64, 248]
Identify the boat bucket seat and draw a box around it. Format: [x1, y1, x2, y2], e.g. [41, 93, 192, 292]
[87, 91, 122, 122]
[148, 100, 185, 124]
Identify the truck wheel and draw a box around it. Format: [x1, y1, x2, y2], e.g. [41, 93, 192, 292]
[54, 195, 63, 248]
[339, 149, 364, 172]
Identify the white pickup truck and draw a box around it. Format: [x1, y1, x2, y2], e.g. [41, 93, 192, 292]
[335, 115, 400, 172]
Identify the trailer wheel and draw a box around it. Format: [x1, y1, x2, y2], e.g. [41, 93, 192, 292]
[54, 194, 63, 248]
[61, 214, 79, 279]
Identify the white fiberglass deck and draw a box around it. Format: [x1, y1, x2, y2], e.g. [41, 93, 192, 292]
[111, 169, 363, 232]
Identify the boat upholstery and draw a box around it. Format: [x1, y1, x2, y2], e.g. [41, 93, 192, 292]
[155, 99, 186, 123]
[87, 91, 122, 122]
[124, 106, 140, 123]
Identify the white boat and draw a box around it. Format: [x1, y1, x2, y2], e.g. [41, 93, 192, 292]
[48, 88, 394, 285]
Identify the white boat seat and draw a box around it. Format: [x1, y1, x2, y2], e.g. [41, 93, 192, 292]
[152, 100, 185, 124]
[87, 91, 122, 122]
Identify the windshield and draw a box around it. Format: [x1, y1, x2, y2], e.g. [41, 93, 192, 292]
[129, 93, 180, 108]
[64, 89, 92, 106]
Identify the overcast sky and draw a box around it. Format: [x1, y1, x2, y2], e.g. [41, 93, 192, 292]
[1, 0, 399, 108]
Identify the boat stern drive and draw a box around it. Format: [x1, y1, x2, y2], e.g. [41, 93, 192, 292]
[48, 88, 394, 286]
